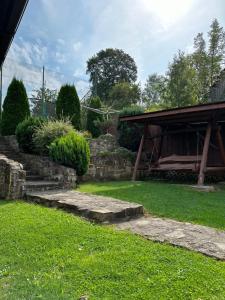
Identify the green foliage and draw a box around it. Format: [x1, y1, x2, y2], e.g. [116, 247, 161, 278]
[1, 78, 30, 135]
[33, 119, 74, 155]
[192, 33, 209, 102]
[16, 117, 44, 154]
[86, 96, 103, 137]
[118, 106, 144, 151]
[49, 131, 90, 176]
[142, 74, 168, 107]
[56, 84, 81, 129]
[87, 48, 137, 101]
[108, 82, 141, 109]
[208, 18, 225, 86]
[166, 51, 198, 107]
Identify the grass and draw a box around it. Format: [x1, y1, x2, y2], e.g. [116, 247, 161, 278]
[78, 180, 225, 230]
[0, 201, 225, 299]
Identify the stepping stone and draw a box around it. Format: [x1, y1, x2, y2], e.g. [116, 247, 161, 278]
[25, 190, 144, 223]
[116, 216, 225, 260]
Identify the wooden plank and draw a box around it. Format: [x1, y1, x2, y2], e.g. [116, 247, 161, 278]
[132, 125, 148, 181]
[216, 128, 225, 165]
[197, 123, 212, 185]
[158, 155, 202, 164]
[206, 166, 225, 171]
[151, 163, 197, 171]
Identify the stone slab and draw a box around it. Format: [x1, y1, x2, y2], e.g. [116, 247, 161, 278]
[116, 216, 225, 260]
[26, 190, 144, 222]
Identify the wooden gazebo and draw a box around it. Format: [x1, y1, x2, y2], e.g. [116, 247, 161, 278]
[120, 101, 225, 185]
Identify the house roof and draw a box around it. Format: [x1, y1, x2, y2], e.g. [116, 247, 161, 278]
[119, 101, 225, 126]
[0, 0, 29, 68]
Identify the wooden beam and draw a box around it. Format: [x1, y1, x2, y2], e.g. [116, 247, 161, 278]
[132, 126, 147, 181]
[216, 128, 225, 165]
[197, 123, 212, 185]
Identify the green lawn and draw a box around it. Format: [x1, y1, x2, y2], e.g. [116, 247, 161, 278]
[78, 181, 225, 230]
[1, 201, 225, 299]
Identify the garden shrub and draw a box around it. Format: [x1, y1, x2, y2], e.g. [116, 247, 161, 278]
[117, 105, 144, 151]
[49, 131, 90, 176]
[33, 119, 74, 155]
[16, 116, 44, 154]
[1, 78, 30, 135]
[56, 84, 81, 130]
[86, 96, 103, 137]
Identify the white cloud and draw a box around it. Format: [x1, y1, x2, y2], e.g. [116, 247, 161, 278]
[55, 51, 66, 63]
[73, 41, 82, 52]
[57, 38, 65, 45]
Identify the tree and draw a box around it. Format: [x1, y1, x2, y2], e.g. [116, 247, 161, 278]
[1, 78, 30, 135]
[56, 84, 81, 130]
[208, 19, 225, 86]
[86, 96, 103, 137]
[31, 87, 57, 118]
[108, 82, 141, 109]
[142, 74, 167, 107]
[192, 33, 209, 102]
[86, 48, 137, 101]
[166, 51, 198, 108]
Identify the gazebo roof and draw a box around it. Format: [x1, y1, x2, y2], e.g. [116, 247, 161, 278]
[0, 0, 29, 68]
[119, 101, 225, 126]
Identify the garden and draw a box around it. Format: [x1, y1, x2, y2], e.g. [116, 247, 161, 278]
[1, 20, 225, 299]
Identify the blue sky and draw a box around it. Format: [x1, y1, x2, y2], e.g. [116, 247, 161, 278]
[3, 0, 225, 97]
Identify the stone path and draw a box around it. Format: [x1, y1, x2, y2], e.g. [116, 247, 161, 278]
[26, 189, 225, 260]
[116, 216, 225, 260]
[26, 190, 143, 223]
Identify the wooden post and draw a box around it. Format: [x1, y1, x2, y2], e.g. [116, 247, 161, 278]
[132, 125, 147, 181]
[216, 128, 225, 165]
[197, 123, 212, 185]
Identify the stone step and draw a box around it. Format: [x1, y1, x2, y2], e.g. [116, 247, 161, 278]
[26, 175, 44, 181]
[25, 181, 62, 192]
[25, 190, 144, 223]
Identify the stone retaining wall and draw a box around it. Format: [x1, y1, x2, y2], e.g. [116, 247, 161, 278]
[82, 134, 134, 181]
[0, 155, 26, 199]
[4, 136, 77, 189]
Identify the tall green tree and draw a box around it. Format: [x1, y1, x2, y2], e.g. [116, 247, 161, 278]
[192, 33, 209, 102]
[142, 74, 167, 107]
[1, 78, 30, 135]
[108, 82, 141, 109]
[86, 96, 103, 137]
[56, 84, 81, 130]
[208, 19, 225, 86]
[166, 51, 198, 108]
[86, 48, 137, 102]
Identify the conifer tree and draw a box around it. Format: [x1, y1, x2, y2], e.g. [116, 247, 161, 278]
[1, 78, 30, 135]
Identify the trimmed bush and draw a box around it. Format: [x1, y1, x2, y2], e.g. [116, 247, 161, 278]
[33, 119, 74, 155]
[117, 106, 144, 151]
[16, 117, 44, 154]
[49, 131, 90, 176]
[86, 96, 103, 137]
[1, 78, 30, 135]
[56, 84, 81, 130]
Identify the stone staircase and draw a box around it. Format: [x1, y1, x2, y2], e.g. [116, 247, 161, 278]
[0, 136, 62, 193]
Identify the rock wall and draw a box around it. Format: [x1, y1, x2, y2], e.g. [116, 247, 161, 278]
[3, 136, 77, 189]
[0, 155, 26, 199]
[82, 134, 135, 181]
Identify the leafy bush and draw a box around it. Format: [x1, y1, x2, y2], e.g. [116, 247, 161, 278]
[16, 117, 44, 154]
[117, 106, 144, 151]
[1, 78, 30, 135]
[56, 84, 81, 130]
[33, 119, 74, 155]
[86, 96, 103, 137]
[49, 131, 90, 176]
